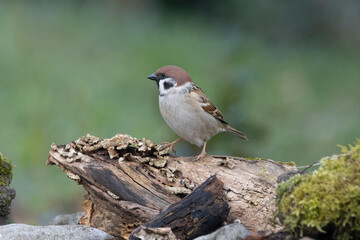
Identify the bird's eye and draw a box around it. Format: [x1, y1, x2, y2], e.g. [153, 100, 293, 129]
[161, 73, 166, 78]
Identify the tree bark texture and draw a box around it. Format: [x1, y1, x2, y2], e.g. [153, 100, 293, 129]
[130, 175, 229, 240]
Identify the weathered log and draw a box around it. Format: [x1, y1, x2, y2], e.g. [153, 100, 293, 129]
[47, 133, 296, 239]
[130, 175, 229, 240]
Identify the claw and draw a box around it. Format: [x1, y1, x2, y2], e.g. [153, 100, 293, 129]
[170, 144, 176, 154]
[193, 152, 206, 161]
[193, 141, 207, 161]
[158, 142, 171, 151]
[159, 138, 182, 154]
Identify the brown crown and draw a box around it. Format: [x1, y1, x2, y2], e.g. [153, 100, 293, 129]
[156, 66, 193, 86]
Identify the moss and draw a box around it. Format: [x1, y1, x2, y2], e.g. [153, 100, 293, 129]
[245, 157, 296, 167]
[276, 161, 296, 167]
[0, 153, 13, 187]
[274, 140, 360, 240]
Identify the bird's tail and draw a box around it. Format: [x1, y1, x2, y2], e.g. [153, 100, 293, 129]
[225, 125, 248, 140]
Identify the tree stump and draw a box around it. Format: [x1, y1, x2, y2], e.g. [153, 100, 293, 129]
[47, 133, 295, 239]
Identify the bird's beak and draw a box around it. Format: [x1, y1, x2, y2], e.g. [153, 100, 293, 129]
[147, 73, 157, 81]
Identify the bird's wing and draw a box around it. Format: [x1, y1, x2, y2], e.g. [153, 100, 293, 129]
[190, 85, 228, 124]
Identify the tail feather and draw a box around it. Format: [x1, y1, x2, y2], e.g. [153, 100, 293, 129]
[225, 125, 248, 140]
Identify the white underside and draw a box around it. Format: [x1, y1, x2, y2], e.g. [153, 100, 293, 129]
[159, 91, 223, 147]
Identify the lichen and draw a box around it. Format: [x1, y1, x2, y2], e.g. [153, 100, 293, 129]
[216, 158, 235, 169]
[166, 186, 192, 195]
[160, 168, 176, 182]
[107, 190, 120, 200]
[0, 153, 13, 187]
[274, 140, 360, 240]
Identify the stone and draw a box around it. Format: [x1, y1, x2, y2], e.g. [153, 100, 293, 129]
[131, 227, 177, 240]
[0, 186, 16, 225]
[194, 223, 250, 240]
[48, 212, 84, 225]
[0, 153, 15, 225]
[0, 224, 115, 240]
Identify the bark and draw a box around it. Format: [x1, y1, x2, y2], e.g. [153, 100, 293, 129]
[130, 175, 229, 240]
[47, 133, 295, 239]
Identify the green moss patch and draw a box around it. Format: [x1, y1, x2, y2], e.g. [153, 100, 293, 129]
[0, 153, 13, 186]
[244, 157, 296, 167]
[275, 140, 360, 240]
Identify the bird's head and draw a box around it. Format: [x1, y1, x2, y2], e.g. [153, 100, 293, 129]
[147, 66, 193, 95]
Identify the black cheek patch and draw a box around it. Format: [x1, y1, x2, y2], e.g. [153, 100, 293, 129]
[164, 81, 174, 90]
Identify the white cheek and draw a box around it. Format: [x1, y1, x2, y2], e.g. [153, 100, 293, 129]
[159, 78, 176, 95]
[158, 80, 166, 94]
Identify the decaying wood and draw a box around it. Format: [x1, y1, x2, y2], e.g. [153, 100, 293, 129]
[47, 133, 296, 239]
[130, 175, 229, 240]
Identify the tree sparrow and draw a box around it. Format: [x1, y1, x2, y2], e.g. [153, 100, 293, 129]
[147, 65, 248, 161]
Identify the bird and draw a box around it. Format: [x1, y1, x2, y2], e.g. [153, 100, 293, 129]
[147, 65, 248, 161]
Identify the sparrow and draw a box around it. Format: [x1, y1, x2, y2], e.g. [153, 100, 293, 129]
[147, 65, 248, 161]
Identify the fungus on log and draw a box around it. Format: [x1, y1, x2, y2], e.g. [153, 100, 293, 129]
[47, 133, 295, 239]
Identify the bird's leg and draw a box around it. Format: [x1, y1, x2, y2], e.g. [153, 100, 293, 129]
[169, 138, 182, 153]
[160, 138, 182, 154]
[194, 141, 207, 161]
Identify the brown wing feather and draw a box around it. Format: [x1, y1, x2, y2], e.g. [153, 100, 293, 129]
[191, 85, 228, 124]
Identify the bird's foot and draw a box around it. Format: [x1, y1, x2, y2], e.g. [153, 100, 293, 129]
[192, 141, 208, 161]
[158, 142, 174, 153]
[169, 143, 177, 154]
[159, 138, 182, 154]
[193, 151, 207, 161]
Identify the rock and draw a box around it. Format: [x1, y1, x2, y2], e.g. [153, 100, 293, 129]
[194, 223, 250, 240]
[0, 224, 115, 240]
[131, 227, 177, 240]
[48, 212, 84, 225]
[0, 186, 16, 225]
[244, 230, 292, 240]
[0, 153, 15, 225]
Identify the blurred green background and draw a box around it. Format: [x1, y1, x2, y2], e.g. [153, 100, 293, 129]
[1, 0, 359, 224]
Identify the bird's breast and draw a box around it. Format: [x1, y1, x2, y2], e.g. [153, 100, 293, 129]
[159, 93, 221, 147]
